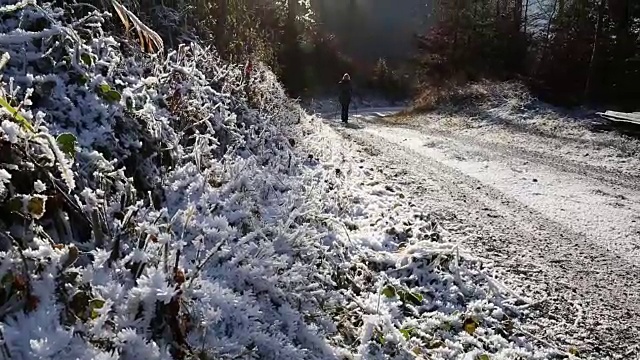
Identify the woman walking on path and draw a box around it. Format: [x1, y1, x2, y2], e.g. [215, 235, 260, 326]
[338, 73, 353, 123]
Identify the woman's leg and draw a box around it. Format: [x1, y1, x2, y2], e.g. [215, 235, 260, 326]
[341, 103, 348, 122]
[340, 103, 348, 122]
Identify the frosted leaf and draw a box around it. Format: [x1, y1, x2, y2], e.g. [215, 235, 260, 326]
[115, 328, 168, 359]
[193, 235, 205, 251]
[30, 337, 64, 358]
[1, 120, 21, 143]
[202, 307, 222, 325]
[22, 194, 46, 219]
[123, 248, 151, 264]
[173, 239, 187, 251]
[134, 268, 175, 304]
[33, 180, 46, 193]
[0, 169, 11, 183]
[157, 233, 171, 244]
[80, 188, 99, 209]
[91, 249, 112, 268]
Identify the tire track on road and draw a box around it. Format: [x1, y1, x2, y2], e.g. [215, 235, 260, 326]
[394, 123, 640, 192]
[332, 122, 640, 359]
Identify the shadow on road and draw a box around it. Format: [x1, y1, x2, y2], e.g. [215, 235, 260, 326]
[320, 119, 366, 130]
[471, 107, 640, 154]
[344, 122, 364, 129]
[315, 106, 403, 131]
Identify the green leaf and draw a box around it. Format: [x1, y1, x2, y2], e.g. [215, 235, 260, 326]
[382, 284, 396, 298]
[56, 133, 77, 157]
[405, 291, 423, 305]
[397, 289, 423, 305]
[399, 328, 413, 340]
[95, 83, 121, 103]
[0, 96, 35, 132]
[26, 196, 46, 219]
[98, 83, 111, 93]
[1, 272, 14, 285]
[478, 354, 490, 360]
[70, 290, 90, 319]
[90, 308, 100, 319]
[80, 53, 94, 66]
[90, 298, 105, 309]
[104, 90, 122, 103]
[78, 75, 88, 86]
[61, 245, 79, 269]
[89, 298, 105, 319]
[6, 197, 22, 213]
[463, 317, 478, 335]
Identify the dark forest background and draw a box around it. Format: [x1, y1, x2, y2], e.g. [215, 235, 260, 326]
[126, 0, 639, 109]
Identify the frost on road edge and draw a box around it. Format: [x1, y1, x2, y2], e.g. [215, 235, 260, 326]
[300, 116, 574, 359]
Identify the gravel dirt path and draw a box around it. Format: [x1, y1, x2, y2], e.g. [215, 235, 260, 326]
[320, 108, 640, 359]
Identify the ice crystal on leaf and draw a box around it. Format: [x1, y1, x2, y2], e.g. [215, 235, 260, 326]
[1, 120, 21, 143]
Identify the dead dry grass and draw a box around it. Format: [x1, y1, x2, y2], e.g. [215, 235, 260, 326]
[381, 82, 491, 125]
[412, 83, 491, 112]
[383, 81, 536, 127]
[380, 112, 415, 125]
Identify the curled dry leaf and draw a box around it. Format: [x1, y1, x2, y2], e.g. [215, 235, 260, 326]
[61, 245, 79, 269]
[25, 294, 39, 312]
[463, 317, 478, 335]
[111, 0, 164, 53]
[26, 195, 46, 219]
[13, 274, 27, 291]
[174, 268, 186, 284]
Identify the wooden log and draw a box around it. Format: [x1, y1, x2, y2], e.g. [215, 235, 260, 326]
[596, 111, 640, 126]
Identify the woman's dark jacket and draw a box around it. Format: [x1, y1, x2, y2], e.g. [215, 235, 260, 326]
[338, 79, 352, 104]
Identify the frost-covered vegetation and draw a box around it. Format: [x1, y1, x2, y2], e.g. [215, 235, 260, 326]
[0, 1, 573, 359]
[0, 1, 320, 358]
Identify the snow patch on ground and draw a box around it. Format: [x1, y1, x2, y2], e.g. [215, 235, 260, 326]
[415, 101, 640, 178]
[367, 126, 640, 266]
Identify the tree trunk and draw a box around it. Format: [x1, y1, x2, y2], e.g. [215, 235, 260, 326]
[613, 0, 631, 96]
[514, 0, 523, 33]
[537, 0, 558, 76]
[523, 0, 529, 33]
[452, 0, 462, 60]
[216, 0, 228, 57]
[283, 0, 303, 96]
[584, 0, 606, 101]
[558, 0, 565, 18]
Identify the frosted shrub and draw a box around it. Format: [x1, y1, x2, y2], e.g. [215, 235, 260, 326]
[0, 1, 331, 359]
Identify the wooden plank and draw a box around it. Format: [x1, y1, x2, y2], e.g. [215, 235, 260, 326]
[596, 111, 640, 126]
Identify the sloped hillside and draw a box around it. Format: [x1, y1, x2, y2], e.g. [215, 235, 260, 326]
[0, 1, 567, 360]
[0, 1, 333, 358]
